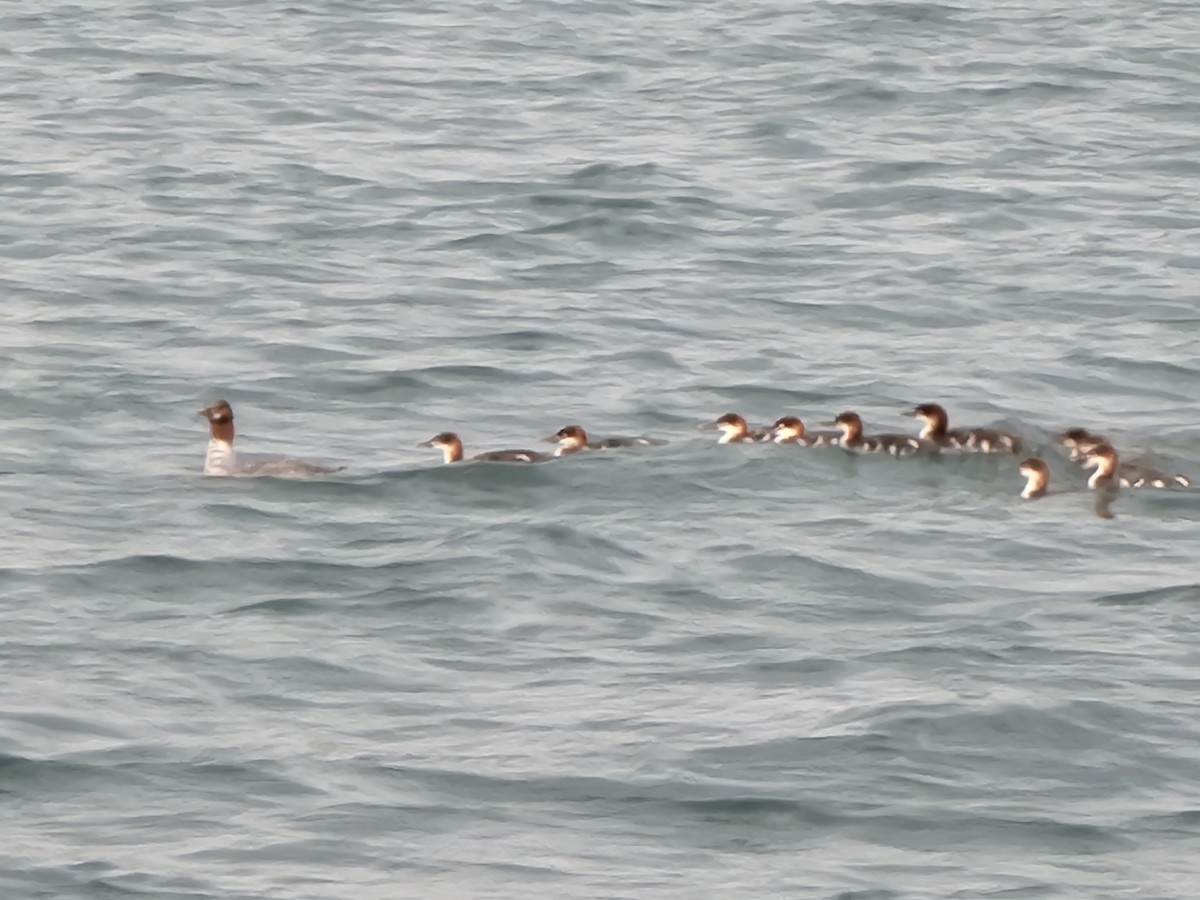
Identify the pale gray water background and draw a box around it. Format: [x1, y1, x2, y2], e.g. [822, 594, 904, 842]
[3, 0, 1200, 897]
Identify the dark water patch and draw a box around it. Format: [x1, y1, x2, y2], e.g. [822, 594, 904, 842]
[1065, 352, 1200, 387]
[218, 256, 357, 284]
[123, 70, 228, 90]
[871, 701, 1193, 776]
[1092, 583, 1200, 606]
[510, 258, 623, 286]
[446, 329, 565, 352]
[198, 502, 300, 524]
[565, 161, 675, 188]
[0, 753, 150, 797]
[0, 711, 129, 741]
[728, 550, 952, 605]
[373, 763, 834, 820]
[688, 382, 846, 409]
[190, 469, 366, 496]
[1130, 809, 1200, 838]
[686, 655, 852, 687]
[808, 77, 907, 108]
[818, 183, 1018, 214]
[848, 810, 1132, 855]
[846, 2, 967, 25]
[434, 231, 560, 256]
[524, 213, 703, 244]
[951, 79, 1097, 103]
[314, 363, 544, 404]
[122, 762, 321, 801]
[1117, 491, 1200, 522]
[740, 294, 849, 316]
[522, 522, 650, 564]
[852, 159, 957, 184]
[644, 627, 809, 659]
[410, 363, 528, 383]
[0, 869, 217, 900]
[689, 731, 903, 772]
[530, 193, 659, 212]
[45, 555, 453, 602]
[860, 643, 1012, 668]
[327, 369, 432, 396]
[221, 596, 331, 617]
[183, 836, 388, 867]
[271, 162, 375, 190]
[592, 347, 683, 369]
[403, 460, 575, 500]
[27, 43, 160, 64]
[1033, 369, 1171, 405]
[590, 313, 713, 341]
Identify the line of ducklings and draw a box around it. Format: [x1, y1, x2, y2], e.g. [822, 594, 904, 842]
[419, 404, 1190, 519]
[199, 397, 1190, 515]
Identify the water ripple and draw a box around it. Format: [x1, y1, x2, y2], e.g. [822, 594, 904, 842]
[4, 0, 1200, 897]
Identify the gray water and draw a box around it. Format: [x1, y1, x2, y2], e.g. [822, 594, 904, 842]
[3, 0, 1200, 897]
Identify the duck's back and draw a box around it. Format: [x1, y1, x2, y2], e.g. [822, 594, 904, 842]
[474, 449, 546, 463]
[243, 456, 345, 477]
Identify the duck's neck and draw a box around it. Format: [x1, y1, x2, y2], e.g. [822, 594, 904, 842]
[1087, 455, 1118, 487]
[1021, 477, 1047, 500]
[442, 441, 464, 464]
[204, 438, 237, 475]
[208, 418, 234, 444]
[919, 417, 946, 440]
[777, 423, 805, 443]
[718, 427, 746, 444]
[555, 438, 586, 456]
